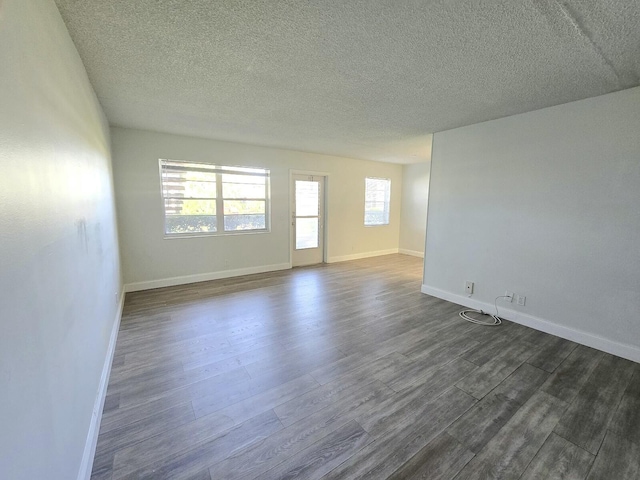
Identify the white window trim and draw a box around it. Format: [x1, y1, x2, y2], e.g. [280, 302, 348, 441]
[364, 176, 391, 226]
[159, 159, 271, 238]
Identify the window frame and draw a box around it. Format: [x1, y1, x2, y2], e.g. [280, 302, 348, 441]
[364, 176, 391, 227]
[159, 159, 271, 238]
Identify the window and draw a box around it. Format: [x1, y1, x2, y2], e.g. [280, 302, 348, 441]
[160, 159, 269, 236]
[364, 177, 391, 226]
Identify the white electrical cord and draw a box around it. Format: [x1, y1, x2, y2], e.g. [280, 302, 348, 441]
[459, 295, 510, 326]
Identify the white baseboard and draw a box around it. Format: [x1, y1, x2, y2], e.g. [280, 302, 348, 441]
[398, 248, 424, 258]
[421, 284, 640, 364]
[77, 288, 125, 480]
[327, 248, 399, 264]
[124, 263, 292, 292]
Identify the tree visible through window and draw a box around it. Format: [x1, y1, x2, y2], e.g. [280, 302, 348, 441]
[160, 159, 269, 236]
[364, 177, 391, 226]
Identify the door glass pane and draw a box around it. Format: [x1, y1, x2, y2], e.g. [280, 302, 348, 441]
[296, 181, 319, 217]
[296, 218, 318, 249]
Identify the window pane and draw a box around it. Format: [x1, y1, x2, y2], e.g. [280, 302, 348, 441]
[160, 160, 270, 236]
[165, 199, 216, 215]
[364, 201, 387, 211]
[295, 181, 319, 217]
[162, 171, 217, 199]
[222, 182, 265, 199]
[364, 178, 390, 226]
[365, 211, 387, 226]
[163, 180, 217, 198]
[166, 215, 217, 234]
[222, 174, 266, 185]
[162, 160, 217, 172]
[222, 166, 267, 175]
[223, 200, 265, 215]
[365, 178, 390, 201]
[224, 214, 266, 231]
[296, 217, 318, 249]
[184, 170, 217, 182]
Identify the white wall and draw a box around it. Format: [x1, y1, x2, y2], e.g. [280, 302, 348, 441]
[423, 87, 640, 362]
[111, 127, 403, 289]
[399, 161, 431, 257]
[0, 1, 122, 479]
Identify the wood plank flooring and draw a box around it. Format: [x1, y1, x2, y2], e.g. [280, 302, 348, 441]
[92, 254, 640, 480]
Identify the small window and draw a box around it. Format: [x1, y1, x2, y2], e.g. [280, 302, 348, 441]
[364, 177, 391, 226]
[160, 159, 270, 236]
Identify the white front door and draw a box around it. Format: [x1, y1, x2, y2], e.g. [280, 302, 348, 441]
[291, 174, 325, 267]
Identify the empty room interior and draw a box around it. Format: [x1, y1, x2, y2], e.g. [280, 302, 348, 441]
[2, 1, 640, 479]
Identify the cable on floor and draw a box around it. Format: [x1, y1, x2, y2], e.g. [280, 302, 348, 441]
[459, 295, 510, 326]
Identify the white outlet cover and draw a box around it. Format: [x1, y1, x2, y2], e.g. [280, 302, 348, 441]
[517, 295, 526, 306]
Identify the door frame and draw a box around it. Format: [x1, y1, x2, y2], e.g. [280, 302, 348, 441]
[289, 169, 330, 266]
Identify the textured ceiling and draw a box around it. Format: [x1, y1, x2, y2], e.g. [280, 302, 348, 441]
[54, 0, 639, 164]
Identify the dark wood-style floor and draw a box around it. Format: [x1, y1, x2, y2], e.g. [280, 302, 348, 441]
[92, 254, 640, 480]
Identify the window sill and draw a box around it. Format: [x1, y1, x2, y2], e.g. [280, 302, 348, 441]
[163, 229, 271, 240]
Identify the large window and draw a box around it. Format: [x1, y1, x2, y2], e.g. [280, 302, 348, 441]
[160, 159, 270, 236]
[364, 177, 391, 226]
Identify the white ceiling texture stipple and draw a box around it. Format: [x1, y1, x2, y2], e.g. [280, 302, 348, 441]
[54, 0, 639, 164]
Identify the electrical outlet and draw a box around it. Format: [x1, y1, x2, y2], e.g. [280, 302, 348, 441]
[504, 290, 514, 303]
[517, 295, 526, 306]
[465, 281, 474, 295]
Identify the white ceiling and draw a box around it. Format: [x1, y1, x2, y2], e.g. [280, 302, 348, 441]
[54, 0, 639, 164]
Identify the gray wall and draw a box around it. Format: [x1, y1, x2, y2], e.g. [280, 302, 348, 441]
[423, 87, 640, 361]
[0, 1, 122, 478]
[399, 161, 431, 256]
[111, 127, 403, 289]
